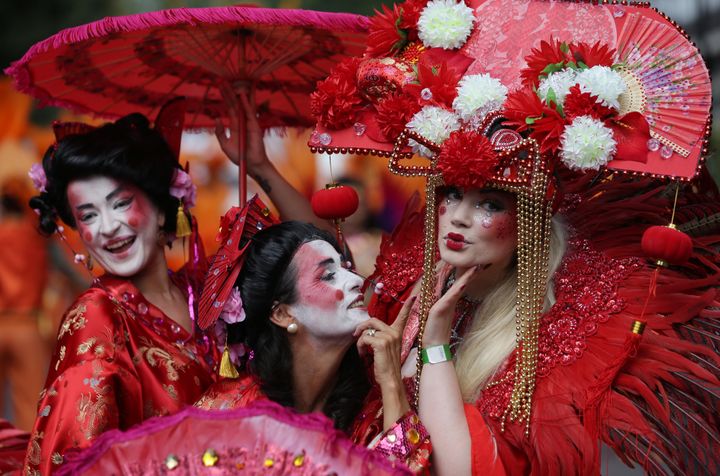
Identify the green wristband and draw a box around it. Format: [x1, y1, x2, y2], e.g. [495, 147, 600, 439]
[421, 344, 453, 364]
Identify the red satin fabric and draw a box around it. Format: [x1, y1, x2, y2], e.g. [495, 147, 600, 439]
[23, 275, 217, 475]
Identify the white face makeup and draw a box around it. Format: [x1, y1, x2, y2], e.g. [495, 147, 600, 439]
[287, 240, 368, 340]
[438, 187, 518, 271]
[66, 176, 164, 278]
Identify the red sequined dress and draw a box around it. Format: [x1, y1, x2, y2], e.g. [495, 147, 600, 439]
[23, 274, 218, 475]
[197, 374, 432, 473]
[367, 175, 720, 475]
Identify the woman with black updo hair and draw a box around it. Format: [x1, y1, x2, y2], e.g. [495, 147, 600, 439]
[23, 113, 217, 475]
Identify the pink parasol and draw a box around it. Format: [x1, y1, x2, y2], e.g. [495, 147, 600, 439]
[5, 5, 369, 205]
[57, 401, 411, 475]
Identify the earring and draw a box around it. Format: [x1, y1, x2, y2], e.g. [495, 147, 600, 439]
[287, 322, 298, 334]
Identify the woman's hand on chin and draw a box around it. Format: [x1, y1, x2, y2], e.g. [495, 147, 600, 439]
[423, 266, 478, 346]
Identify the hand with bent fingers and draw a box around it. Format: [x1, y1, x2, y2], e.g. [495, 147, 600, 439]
[422, 266, 478, 347]
[214, 89, 270, 174]
[354, 296, 415, 429]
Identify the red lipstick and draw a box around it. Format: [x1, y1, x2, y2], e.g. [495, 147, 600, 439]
[445, 232, 466, 251]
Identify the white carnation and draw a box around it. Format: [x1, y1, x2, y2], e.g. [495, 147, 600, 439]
[560, 115, 617, 170]
[406, 106, 461, 157]
[537, 69, 578, 107]
[575, 66, 626, 110]
[417, 0, 475, 50]
[452, 73, 508, 123]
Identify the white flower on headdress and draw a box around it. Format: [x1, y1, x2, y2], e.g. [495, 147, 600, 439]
[575, 66, 626, 110]
[537, 69, 578, 107]
[219, 287, 246, 325]
[453, 73, 508, 123]
[169, 169, 197, 209]
[560, 115, 617, 171]
[406, 106, 461, 157]
[417, 0, 475, 50]
[28, 164, 47, 193]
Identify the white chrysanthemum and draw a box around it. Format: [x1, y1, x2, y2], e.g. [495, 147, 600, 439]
[537, 69, 578, 107]
[560, 115, 617, 170]
[452, 73, 508, 123]
[417, 0, 475, 50]
[406, 106, 461, 157]
[575, 66, 626, 110]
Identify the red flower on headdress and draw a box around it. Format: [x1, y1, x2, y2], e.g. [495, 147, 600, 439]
[563, 85, 616, 121]
[375, 92, 422, 141]
[504, 87, 544, 132]
[504, 87, 566, 153]
[521, 38, 571, 88]
[437, 129, 500, 188]
[404, 60, 461, 108]
[570, 41, 615, 68]
[398, 0, 428, 30]
[310, 58, 364, 129]
[366, 4, 407, 57]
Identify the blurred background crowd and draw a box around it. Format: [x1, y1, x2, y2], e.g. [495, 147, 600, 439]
[0, 0, 717, 442]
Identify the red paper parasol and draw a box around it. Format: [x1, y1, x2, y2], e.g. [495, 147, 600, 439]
[5, 5, 369, 205]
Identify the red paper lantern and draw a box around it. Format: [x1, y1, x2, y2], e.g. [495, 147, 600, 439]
[641, 225, 693, 266]
[311, 184, 359, 220]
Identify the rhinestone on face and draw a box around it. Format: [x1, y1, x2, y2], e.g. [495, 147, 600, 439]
[293, 453, 305, 467]
[263, 458, 274, 468]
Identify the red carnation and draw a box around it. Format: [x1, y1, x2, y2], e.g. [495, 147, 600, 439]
[437, 130, 500, 188]
[504, 87, 544, 133]
[310, 58, 364, 130]
[366, 3, 407, 57]
[404, 60, 461, 108]
[375, 92, 422, 141]
[521, 38, 571, 88]
[570, 41, 615, 68]
[530, 108, 566, 154]
[564, 85, 616, 121]
[503, 86, 566, 153]
[398, 0, 427, 29]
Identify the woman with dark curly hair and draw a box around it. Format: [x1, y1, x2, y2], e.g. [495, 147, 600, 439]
[195, 217, 432, 472]
[23, 113, 216, 475]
